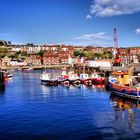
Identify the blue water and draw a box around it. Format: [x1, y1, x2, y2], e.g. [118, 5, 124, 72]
[0, 70, 140, 140]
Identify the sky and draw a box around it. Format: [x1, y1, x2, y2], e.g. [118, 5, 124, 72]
[0, 0, 140, 47]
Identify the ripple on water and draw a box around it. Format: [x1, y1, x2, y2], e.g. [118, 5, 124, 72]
[0, 70, 140, 140]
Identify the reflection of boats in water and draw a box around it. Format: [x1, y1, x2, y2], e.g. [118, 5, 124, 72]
[110, 93, 140, 110]
[110, 93, 139, 128]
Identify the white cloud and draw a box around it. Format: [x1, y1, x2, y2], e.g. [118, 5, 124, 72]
[86, 14, 92, 19]
[61, 40, 112, 47]
[136, 28, 140, 35]
[61, 32, 112, 47]
[88, 0, 140, 17]
[75, 32, 111, 40]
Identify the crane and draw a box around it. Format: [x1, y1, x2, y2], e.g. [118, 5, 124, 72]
[113, 28, 121, 66]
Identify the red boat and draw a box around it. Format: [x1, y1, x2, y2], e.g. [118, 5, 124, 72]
[91, 72, 105, 85]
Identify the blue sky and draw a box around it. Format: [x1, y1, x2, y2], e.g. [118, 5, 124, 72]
[0, 0, 140, 47]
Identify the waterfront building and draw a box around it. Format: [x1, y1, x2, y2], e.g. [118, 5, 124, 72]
[25, 54, 42, 66]
[32, 55, 42, 66]
[89, 59, 113, 68]
[1, 55, 11, 66]
[43, 51, 59, 65]
[59, 51, 69, 64]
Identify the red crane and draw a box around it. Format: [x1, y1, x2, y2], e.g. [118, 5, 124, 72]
[113, 28, 121, 66]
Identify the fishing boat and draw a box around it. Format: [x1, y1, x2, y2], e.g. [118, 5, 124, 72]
[67, 73, 81, 85]
[109, 69, 140, 99]
[56, 76, 69, 85]
[91, 72, 105, 85]
[80, 74, 92, 85]
[40, 72, 58, 86]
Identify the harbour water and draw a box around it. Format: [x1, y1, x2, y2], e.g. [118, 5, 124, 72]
[0, 70, 140, 140]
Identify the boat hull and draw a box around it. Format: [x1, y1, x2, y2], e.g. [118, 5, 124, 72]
[59, 78, 70, 85]
[111, 90, 140, 100]
[69, 79, 81, 85]
[110, 82, 140, 99]
[92, 78, 105, 85]
[41, 79, 58, 86]
[80, 79, 92, 85]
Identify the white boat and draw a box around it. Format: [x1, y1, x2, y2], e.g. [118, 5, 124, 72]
[40, 72, 58, 85]
[68, 73, 81, 84]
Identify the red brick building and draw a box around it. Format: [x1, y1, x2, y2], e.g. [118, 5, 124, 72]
[59, 51, 69, 64]
[43, 51, 59, 65]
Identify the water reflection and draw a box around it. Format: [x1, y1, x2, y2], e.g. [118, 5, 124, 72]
[0, 85, 5, 95]
[110, 93, 140, 129]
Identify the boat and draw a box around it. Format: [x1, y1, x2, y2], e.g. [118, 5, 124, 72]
[56, 76, 69, 85]
[80, 74, 92, 85]
[40, 72, 58, 86]
[67, 73, 81, 85]
[109, 69, 140, 99]
[4, 72, 13, 79]
[91, 72, 105, 85]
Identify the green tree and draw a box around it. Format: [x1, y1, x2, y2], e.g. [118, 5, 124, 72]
[74, 50, 80, 57]
[37, 50, 45, 57]
[94, 53, 101, 59]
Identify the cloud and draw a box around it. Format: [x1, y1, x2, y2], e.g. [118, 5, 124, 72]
[61, 32, 112, 47]
[88, 0, 140, 17]
[136, 28, 140, 35]
[75, 32, 111, 40]
[86, 14, 92, 19]
[61, 40, 112, 47]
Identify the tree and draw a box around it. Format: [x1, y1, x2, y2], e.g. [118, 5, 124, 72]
[94, 53, 101, 59]
[21, 51, 27, 56]
[74, 50, 80, 57]
[37, 50, 45, 57]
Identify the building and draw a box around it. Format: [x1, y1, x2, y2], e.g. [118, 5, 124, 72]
[43, 51, 59, 65]
[59, 51, 69, 64]
[2, 55, 11, 66]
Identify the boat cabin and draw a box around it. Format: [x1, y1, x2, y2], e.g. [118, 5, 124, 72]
[112, 71, 131, 85]
[68, 74, 79, 80]
[40, 73, 50, 80]
[80, 74, 89, 79]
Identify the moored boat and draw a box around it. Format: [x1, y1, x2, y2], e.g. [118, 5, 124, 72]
[40, 72, 58, 86]
[91, 72, 105, 85]
[109, 70, 140, 99]
[67, 73, 81, 85]
[56, 76, 69, 85]
[80, 74, 92, 85]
